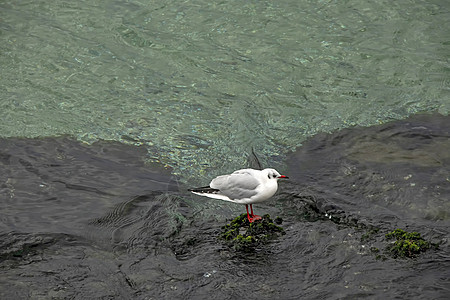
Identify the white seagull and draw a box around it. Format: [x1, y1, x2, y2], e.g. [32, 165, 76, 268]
[189, 168, 288, 223]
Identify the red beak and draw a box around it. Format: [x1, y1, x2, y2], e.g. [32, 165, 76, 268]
[278, 175, 288, 179]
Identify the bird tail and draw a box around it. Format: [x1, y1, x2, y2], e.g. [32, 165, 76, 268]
[189, 186, 235, 202]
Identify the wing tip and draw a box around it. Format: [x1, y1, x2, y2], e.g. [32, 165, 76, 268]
[188, 186, 220, 194]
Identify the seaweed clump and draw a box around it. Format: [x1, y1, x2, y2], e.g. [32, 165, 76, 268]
[219, 214, 285, 251]
[385, 229, 436, 258]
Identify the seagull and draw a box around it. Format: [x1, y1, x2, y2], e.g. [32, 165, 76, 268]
[189, 168, 288, 223]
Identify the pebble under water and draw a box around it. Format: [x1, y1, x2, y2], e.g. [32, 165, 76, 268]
[1, 113, 449, 299]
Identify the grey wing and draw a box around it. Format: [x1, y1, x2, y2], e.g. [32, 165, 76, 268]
[210, 171, 260, 200]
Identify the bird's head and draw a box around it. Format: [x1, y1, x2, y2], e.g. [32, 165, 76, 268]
[264, 168, 289, 180]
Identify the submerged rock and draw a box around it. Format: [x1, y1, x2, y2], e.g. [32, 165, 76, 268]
[384, 229, 438, 259]
[219, 214, 285, 251]
[362, 227, 439, 260]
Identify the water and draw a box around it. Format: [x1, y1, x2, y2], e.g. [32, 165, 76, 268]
[1, 0, 449, 299]
[1, 0, 449, 181]
[1, 114, 449, 299]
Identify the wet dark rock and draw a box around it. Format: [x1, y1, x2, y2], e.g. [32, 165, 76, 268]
[220, 214, 285, 252]
[0, 233, 56, 264]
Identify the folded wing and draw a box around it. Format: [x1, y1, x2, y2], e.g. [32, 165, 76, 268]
[210, 170, 260, 201]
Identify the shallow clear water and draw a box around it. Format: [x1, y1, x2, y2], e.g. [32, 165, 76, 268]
[1, 0, 449, 182]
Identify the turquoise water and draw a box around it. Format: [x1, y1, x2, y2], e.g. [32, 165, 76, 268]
[1, 0, 449, 182]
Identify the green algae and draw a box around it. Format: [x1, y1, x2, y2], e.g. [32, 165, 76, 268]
[385, 229, 437, 258]
[359, 227, 438, 260]
[219, 214, 285, 251]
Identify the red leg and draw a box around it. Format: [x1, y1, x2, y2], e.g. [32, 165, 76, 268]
[247, 204, 262, 223]
[246, 204, 251, 222]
